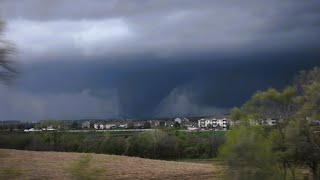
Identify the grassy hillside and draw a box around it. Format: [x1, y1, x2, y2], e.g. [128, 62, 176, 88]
[0, 149, 225, 180]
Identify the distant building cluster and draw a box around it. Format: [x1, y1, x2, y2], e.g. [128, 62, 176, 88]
[78, 116, 227, 131]
[3, 115, 319, 132]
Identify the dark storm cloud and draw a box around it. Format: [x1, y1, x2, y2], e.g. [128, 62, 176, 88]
[12, 55, 320, 119]
[0, 85, 119, 121]
[1, 0, 320, 62]
[0, 1, 320, 120]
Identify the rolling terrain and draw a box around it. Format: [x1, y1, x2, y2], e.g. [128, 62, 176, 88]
[0, 149, 225, 180]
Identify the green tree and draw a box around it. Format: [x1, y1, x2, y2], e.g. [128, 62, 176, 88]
[208, 132, 225, 158]
[126, 131, 156, 158]
[224, 66, 320, 180]
[71, 121, 79, 130]
[240, 87, 296, 120]
[173, 122, 180, 129]
[143, 121, 151, 129]
[230, 107, 246, 121]
[35, 120, 62, 129]
[285, 67, 320, 179]
[285, 119, 320, 179]
[220, 125, 286, 180]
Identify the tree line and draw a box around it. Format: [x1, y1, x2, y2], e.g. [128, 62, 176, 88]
[0, 129, 225, 160]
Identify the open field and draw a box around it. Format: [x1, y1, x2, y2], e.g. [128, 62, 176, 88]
[0, 149, 225, 180]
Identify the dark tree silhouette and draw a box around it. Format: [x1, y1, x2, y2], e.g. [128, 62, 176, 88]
[0, 20, 16, 82]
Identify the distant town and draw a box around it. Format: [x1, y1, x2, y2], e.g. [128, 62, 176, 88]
[0, 114, 297, 132]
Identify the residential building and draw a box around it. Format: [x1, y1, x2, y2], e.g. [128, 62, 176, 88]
[166, 121, 175, 127]
[119, 124, 126, 128]
[94, 123, 99, 129]
[150, 120, 160, 128]
[261, 118, 277, 125]
[198, 116, 228, 130]
[174, 118, 182, 124]
[105, 124, 116, 129]
[81, 121, 90, 129]
[159, 121, 166, 127]
[45, 126, 55, 131]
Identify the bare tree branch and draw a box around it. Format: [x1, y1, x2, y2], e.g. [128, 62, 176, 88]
[0, 20, 17, 83]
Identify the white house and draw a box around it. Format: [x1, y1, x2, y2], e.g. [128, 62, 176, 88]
[174, 118, 182, 124]
[261, 118, 278, 125]
[46, 126, 55, 131]
[198, 116, 228, 130]
[24, 128, 41, 132]
[119, 124, 126, 128]
[81, 121, 90, 129]
[94, 123, 99, 130]
[105, 124, 116, 129]
[174, 117, 190, 124]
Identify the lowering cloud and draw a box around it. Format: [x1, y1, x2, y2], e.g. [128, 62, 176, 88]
[0, 1, 319, 120]
[154, 86, 227, 117]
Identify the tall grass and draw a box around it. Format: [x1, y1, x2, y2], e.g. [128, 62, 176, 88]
[67, 155, 104, 180]
[0, 167, 23, 179]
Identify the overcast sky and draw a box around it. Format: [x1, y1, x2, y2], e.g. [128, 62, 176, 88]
[0, 0, 320, 120]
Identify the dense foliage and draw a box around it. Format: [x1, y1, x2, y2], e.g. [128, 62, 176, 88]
[221, 67, 320, 180]
[0, 129, 225, 160]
